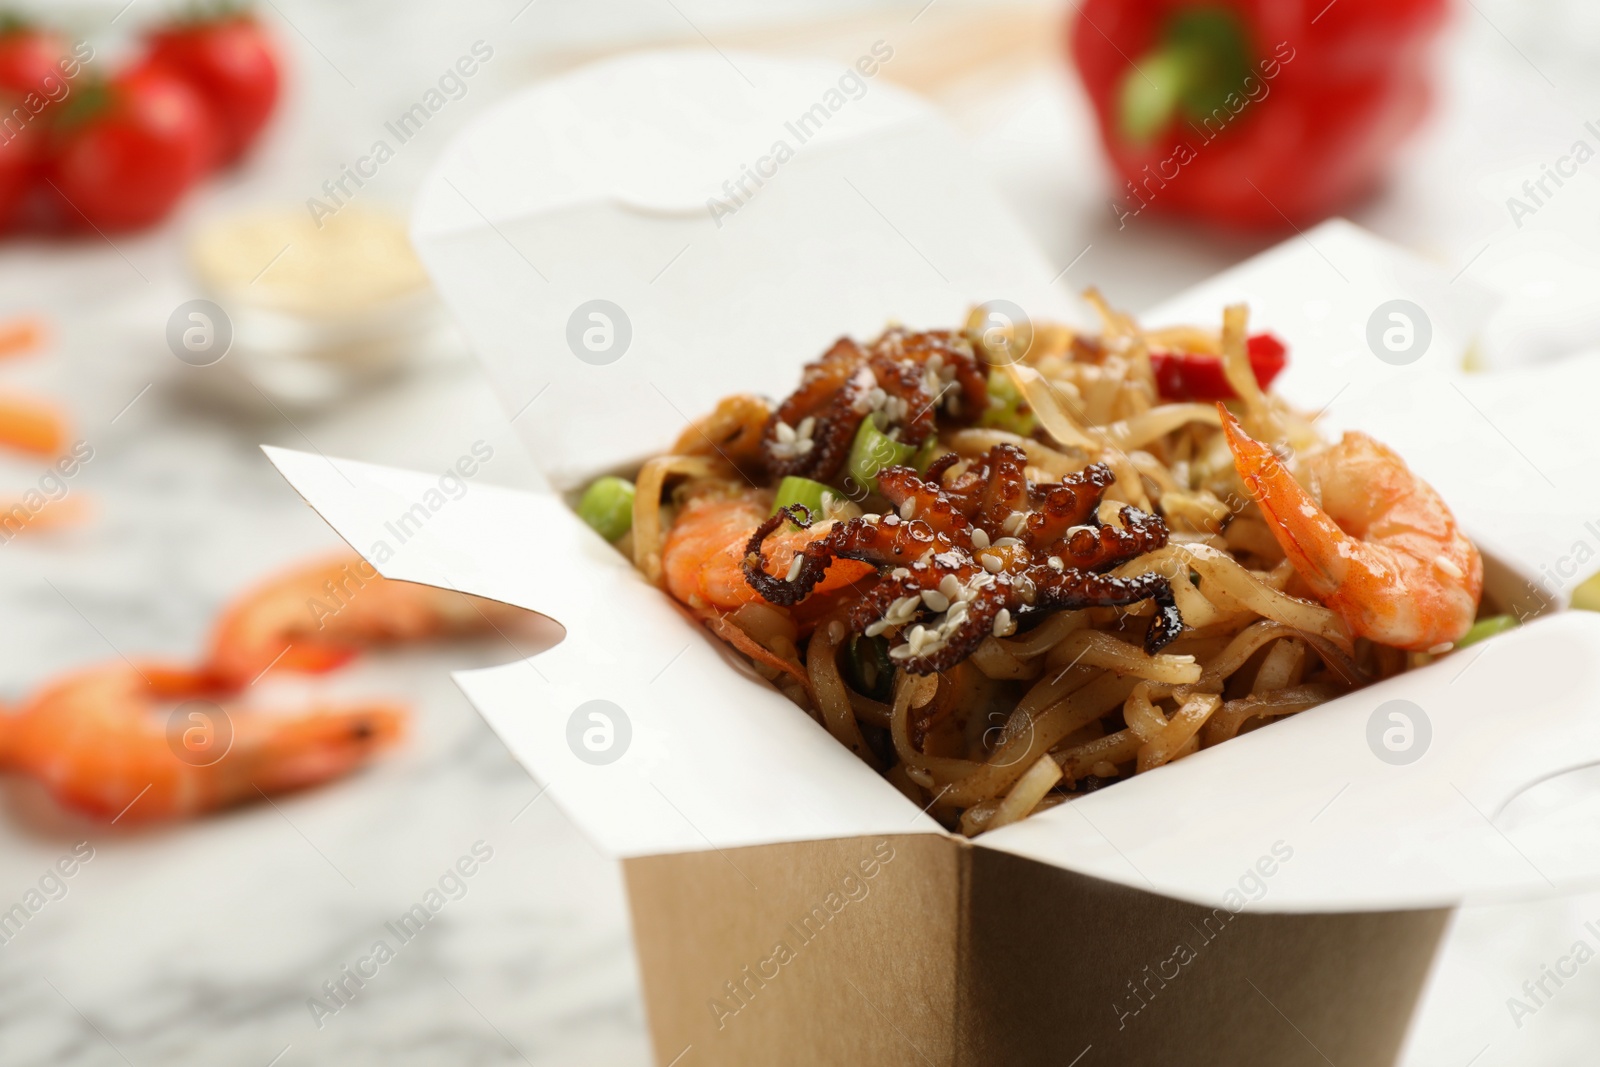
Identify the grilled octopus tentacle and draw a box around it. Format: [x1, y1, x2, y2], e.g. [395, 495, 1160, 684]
[1028, 568, 1182, 653]
[744, 443, 1185, 673]
[1051, 505, 1170, 572]
[1024, 463, 1117, 547]
[875, 466, 973, 540]
[760, 329, 989, 482]
[742, 509, 954, 606]
[762, 362, 875, 481]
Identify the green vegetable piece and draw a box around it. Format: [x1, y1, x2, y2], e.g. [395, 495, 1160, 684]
[1454, 614, 1518, 649]
[845, 416, 917, 495]
[771, 476, 832, 523]
[988, 366, 1023, 407]
[844, 634, 895, 701]
[978, 367, 1036, 436]
[577, 476, 636, 542]
[1574, 570, 1600, 613]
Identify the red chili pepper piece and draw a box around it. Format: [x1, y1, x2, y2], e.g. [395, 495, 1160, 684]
[1150, 332, 1287, 401]
[1069, 0, 1448, 230]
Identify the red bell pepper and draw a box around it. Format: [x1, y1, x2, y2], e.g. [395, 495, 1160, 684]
[1069, 0, 1448, 230]
[1150, 332, 1286, 401]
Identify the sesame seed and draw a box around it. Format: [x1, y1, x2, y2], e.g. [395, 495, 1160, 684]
[900, 498, 917, 519]
[970, 528, 991, 550]
[891, 567, 911, 579]
[862, 513, 882, 523]
[1433, 555, 1464, 580]
[1048, 556, 1065, 571]
[992, 537, 1022, 549]
[980, 554, 1004, 574]
[992, 608, 1014, 638]
[1001, 512, 1027, 536]
[776, 421, 796, 444]
[940, 574, 962, 599]
[921, 589, 950, 613]
[865, 620, 890, 638]
[889, 596, 921, 623]
[786, 556, 805, 582]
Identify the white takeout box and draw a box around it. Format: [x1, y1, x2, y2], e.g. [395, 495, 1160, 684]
[267, 51, 1600, 1067]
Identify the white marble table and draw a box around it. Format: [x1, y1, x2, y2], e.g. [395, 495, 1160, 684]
[1, 1, 1598, 1064]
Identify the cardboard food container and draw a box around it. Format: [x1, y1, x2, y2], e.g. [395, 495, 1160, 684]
[267, 52, 1600, 1066]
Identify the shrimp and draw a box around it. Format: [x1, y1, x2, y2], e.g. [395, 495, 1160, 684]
[1218, 405, 1481, 651]
[662, 491, 872, 611]
[205, 553, 529, 688]
[0, 662, 404, 822]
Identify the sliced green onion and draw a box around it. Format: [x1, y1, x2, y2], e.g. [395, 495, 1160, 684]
[576, 476, 635, 542]
[988, 365, 1024, 407]
[1573, 570, 1600, 613]
[844, 634, 894, 701]
[845, 416, 917, 495]
[1455, 614, 1518, 649]
[771, 475, 833, 523]
[977, 367, 1036, 436]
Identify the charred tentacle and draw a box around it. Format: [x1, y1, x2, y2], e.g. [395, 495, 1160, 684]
[1023, 463, 1117, 547]
[743, 509, 956, 606]
[875, 466, 972, 540]
[868, 329, 988, 440]
[762, 360, 874, 481]
[1052, 506, 1170, 573]
[1028, 569, 1181, 655]
[924, 451, 961, 485]
[893, 581, 1007, 675]
[741, 444, 1185, 672]
[761, 329, 988, 483]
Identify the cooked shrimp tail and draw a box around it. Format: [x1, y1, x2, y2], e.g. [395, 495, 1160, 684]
[1218, 404, 1481, 651]
[1217, 404, 1348, 593]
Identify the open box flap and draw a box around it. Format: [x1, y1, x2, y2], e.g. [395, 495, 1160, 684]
[264, 445, 943, 857]
[976, 611, 1600, 912]
[410, 49, 1083, 491]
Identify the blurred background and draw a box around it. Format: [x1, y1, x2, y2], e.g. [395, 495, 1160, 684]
[0, 0, 1597, 1064]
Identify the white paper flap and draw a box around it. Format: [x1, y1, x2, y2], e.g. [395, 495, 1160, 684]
[264, 445, 943, 858]
[978, 613, 1600, 912]
[411, 49, 1080, 491]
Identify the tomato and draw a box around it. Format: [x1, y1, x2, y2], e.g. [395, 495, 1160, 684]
[47, 63, 218, 233]
[0, 120, 39, 230]
[0, 25, 68, 99]
[147, 14, 280, 165]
